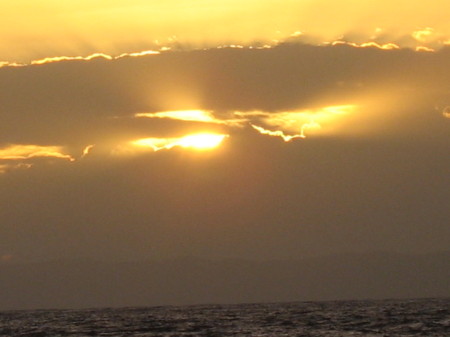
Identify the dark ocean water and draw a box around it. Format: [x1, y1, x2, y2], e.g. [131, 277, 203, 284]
[0, 298, 448, 336]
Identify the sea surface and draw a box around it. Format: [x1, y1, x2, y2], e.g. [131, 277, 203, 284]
[0, 298, 448, 336]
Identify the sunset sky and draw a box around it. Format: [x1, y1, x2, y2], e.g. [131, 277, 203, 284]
[1, 0, 449, 264]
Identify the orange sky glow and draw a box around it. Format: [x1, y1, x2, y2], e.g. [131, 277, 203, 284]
[0, 1, 449, 304]
[1, 0, 450, 63]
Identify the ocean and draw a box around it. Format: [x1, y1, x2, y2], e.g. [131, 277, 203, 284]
[0, 298, 448, 336]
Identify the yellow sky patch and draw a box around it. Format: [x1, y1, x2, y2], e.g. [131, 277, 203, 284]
[1, 0, 450, 62]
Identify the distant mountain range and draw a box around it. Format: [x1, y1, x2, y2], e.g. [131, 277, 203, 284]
[1, 252, 449, 310]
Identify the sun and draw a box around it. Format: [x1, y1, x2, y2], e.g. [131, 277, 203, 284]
[130, 133, 228, 152]
[177, 133, 228, 150]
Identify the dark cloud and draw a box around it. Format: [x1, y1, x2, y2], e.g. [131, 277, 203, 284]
[0, 44, 449, 148]
[0, 43, 449, 265]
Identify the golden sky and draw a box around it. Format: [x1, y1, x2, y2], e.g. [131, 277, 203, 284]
[0, 1, 449, 285]
[2, 0, 450, 61]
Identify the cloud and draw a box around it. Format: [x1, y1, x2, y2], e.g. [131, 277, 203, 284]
[412, 28, 435, 43]
[0, 50, 163, 69]
[329, 41, 400, 50]
[0, 43, 449, 173]
[134, 106, 358, 142]
[238, 105, 356, 141]
[0, 144, 73, 174]
[80, 145, 95, 158]
[0, 1, 448, 274]
[0, 144, 73, 161]
[443, 107, 450, 118]
[0, 163, 32, 174]
[250, 125, 305, 142]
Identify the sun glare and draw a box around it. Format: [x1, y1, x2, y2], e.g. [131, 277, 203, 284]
[177, 133, 227, 150]
[131, 133, 228, 152]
